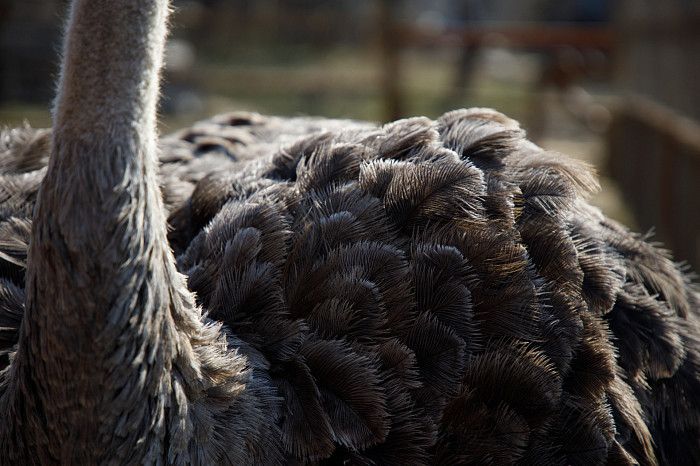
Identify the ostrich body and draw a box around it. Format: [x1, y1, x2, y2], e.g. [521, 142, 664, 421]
[1, 0, 699, 464]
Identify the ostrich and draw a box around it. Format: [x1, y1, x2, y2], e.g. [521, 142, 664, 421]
[0, 0, 699, 464]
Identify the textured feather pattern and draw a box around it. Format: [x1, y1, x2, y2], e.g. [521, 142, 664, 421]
[1, 107, 699, 464]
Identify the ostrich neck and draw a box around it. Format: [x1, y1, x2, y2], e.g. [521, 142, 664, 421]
[1, 0, 190, 462]
[53, 0, 167, 150]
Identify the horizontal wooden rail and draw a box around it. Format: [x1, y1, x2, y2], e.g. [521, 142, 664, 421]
[395, 22, 615, 50]
[608, 95, 700, 273]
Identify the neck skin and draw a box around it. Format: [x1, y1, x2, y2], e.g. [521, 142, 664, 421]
[0, 1, 248, 463]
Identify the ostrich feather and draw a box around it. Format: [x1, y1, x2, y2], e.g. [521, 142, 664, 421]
[0, 216, 31, 286]
[296, 143, 369, 193]
[410, 243, 478, 344]
[273, 354, 336, 460]
[405, 311, 466, 398]
[0, 278, 24, 370]
[363, 116, 439, 161]
[299, 338, 390, 450]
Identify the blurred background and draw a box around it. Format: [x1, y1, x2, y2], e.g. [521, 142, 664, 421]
[1, 0, 699, 272]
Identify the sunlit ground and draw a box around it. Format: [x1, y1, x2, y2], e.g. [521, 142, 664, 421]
[0, 43, 633, 229]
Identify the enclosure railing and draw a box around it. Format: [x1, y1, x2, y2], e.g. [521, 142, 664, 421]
[608, 95, 700, 273]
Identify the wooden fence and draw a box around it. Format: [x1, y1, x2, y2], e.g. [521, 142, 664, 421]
[608, 96, 700, 273]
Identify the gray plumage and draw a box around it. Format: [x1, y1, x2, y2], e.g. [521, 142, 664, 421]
[1, 0, 699, 464]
